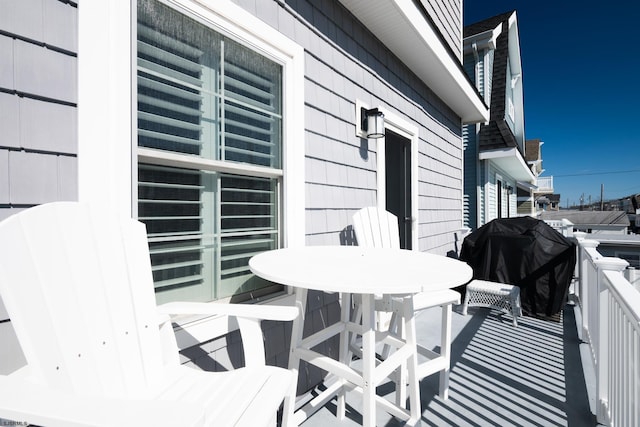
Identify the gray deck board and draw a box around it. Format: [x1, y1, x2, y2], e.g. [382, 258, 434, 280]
[299, 301, 596, 426]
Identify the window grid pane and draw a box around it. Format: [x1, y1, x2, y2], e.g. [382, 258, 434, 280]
[219, 175, 278, 299]
[136, 0, 282, 302]
[137, 0, 282, 167]
[138, 164, 213, 302]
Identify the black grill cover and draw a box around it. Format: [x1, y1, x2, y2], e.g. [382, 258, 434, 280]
[459, 216, 576, 317]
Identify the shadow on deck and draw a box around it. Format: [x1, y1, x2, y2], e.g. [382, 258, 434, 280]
[301, 301, 597, 426]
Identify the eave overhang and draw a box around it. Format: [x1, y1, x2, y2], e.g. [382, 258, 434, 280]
[463, 25, 502, 54]
[517, 181, 538, 191]
[339, 0, 489, 123]
[479, 147, 535, 182]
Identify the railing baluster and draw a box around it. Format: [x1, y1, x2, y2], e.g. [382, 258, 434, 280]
[573, 235, 640, 426]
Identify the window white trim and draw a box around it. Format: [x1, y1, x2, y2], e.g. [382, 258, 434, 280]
[495, 173, 504, 220]
[78, 1, 134, 217]
[381, 112, 419, 251]
[78, 0, 305, 249]
[137, 148, 284, 181]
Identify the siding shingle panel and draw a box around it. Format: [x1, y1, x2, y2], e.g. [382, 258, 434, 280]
[43, 0, 78, 52]
[0, 35, 14, 89]
[14, 39, 77, 103]
[0, 150, 9, 204]
[20, 97, 77, 154]
[0, 93, 19, 149]
[0, 0, 44, 43]
[9, 150, 58, 205]
[57, 155, 78, 201]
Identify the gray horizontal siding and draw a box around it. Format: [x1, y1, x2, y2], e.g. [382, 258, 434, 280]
[0, 0, 78, 53]
[249, 0, 465, 252]
[0, 93, 77, 153]
[419, 0, 463, 59]
[0, 0, 78, 374]
[0, 0, 78, 220]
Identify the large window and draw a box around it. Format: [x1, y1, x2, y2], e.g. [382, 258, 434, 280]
[137, 0, 284, 303]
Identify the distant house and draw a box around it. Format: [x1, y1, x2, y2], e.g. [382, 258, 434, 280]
[536, 193, 561, 211]
[0, 0, 487, 396]
[524, 138, 555, 214]
[462, 10, 536, 230]
[540, 210, 630, 234]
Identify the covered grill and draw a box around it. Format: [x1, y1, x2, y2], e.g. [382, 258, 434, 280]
[459, 217, 576, 317]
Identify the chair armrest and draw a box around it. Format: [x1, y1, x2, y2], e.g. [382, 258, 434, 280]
[412, 289, 461, 310]
[0, 374, 204, 427]
[157, 301, 299, 322]
[157, 301, 299, 368]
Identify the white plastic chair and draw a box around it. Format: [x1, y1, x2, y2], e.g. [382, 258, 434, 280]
[352, 207, 461, 401]
[0, 202, 298, 427]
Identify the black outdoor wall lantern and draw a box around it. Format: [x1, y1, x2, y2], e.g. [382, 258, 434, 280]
[361, 107, 385, 139]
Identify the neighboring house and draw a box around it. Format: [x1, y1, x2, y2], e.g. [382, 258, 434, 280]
[462, 10, 535, 230]
[540, 210, 631, 235]
[523, 138, 555, 214]
[0, 0, 487, 399]
[536, 193, 561, 212]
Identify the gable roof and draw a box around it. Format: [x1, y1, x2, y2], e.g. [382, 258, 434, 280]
[525, 139, 542, 162]
[464, 10, 515, 38]
[539, 210, 630, 226]
[464, 10, 533, 182]
[475, 11, 516, 138]
[525, 139, 544, 175]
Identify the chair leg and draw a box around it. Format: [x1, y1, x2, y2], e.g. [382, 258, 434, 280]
[280, 379, 298, 424]
[510, 289, 521, 327]
[402, 296, 421, 423]
[386, 310, 407, 407]
[381, 311, 399, 360]
[437, 303, 453, 400]
[337, 292, 353, 420]
[361, 295, 378, 427]
[348, 298, 363, 360]
[461, 292, 470, 315]
[282, 288, 306, 427]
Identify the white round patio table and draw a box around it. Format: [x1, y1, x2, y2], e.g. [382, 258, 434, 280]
[249, 246, 472, 427]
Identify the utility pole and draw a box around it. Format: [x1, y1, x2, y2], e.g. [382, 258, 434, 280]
[600, 184, 604, 211]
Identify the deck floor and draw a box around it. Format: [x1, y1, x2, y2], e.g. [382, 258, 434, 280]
[299, 300, 597, 426]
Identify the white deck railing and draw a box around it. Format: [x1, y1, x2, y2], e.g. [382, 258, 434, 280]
[573, 232, 640, 426]
[536, 176, 554, 192]
[543, 219, 574, 237]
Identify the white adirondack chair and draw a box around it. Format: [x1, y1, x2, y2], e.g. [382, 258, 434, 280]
[0, 202, 298, 427]
[351, 207, 461, 401]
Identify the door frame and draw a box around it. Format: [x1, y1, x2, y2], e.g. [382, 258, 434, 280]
[374, 108, 419, 251]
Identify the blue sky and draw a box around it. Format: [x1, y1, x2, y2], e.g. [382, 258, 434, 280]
[464, 1, 640, 208]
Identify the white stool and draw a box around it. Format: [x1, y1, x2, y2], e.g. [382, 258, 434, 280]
[462, 280, 522, 326]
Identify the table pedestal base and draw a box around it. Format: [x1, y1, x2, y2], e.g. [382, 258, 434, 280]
[282, 289, 421, 427]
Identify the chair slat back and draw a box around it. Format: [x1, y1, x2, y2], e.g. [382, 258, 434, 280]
[352, 207, 400, 249]
[0, 203, 166, 397]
